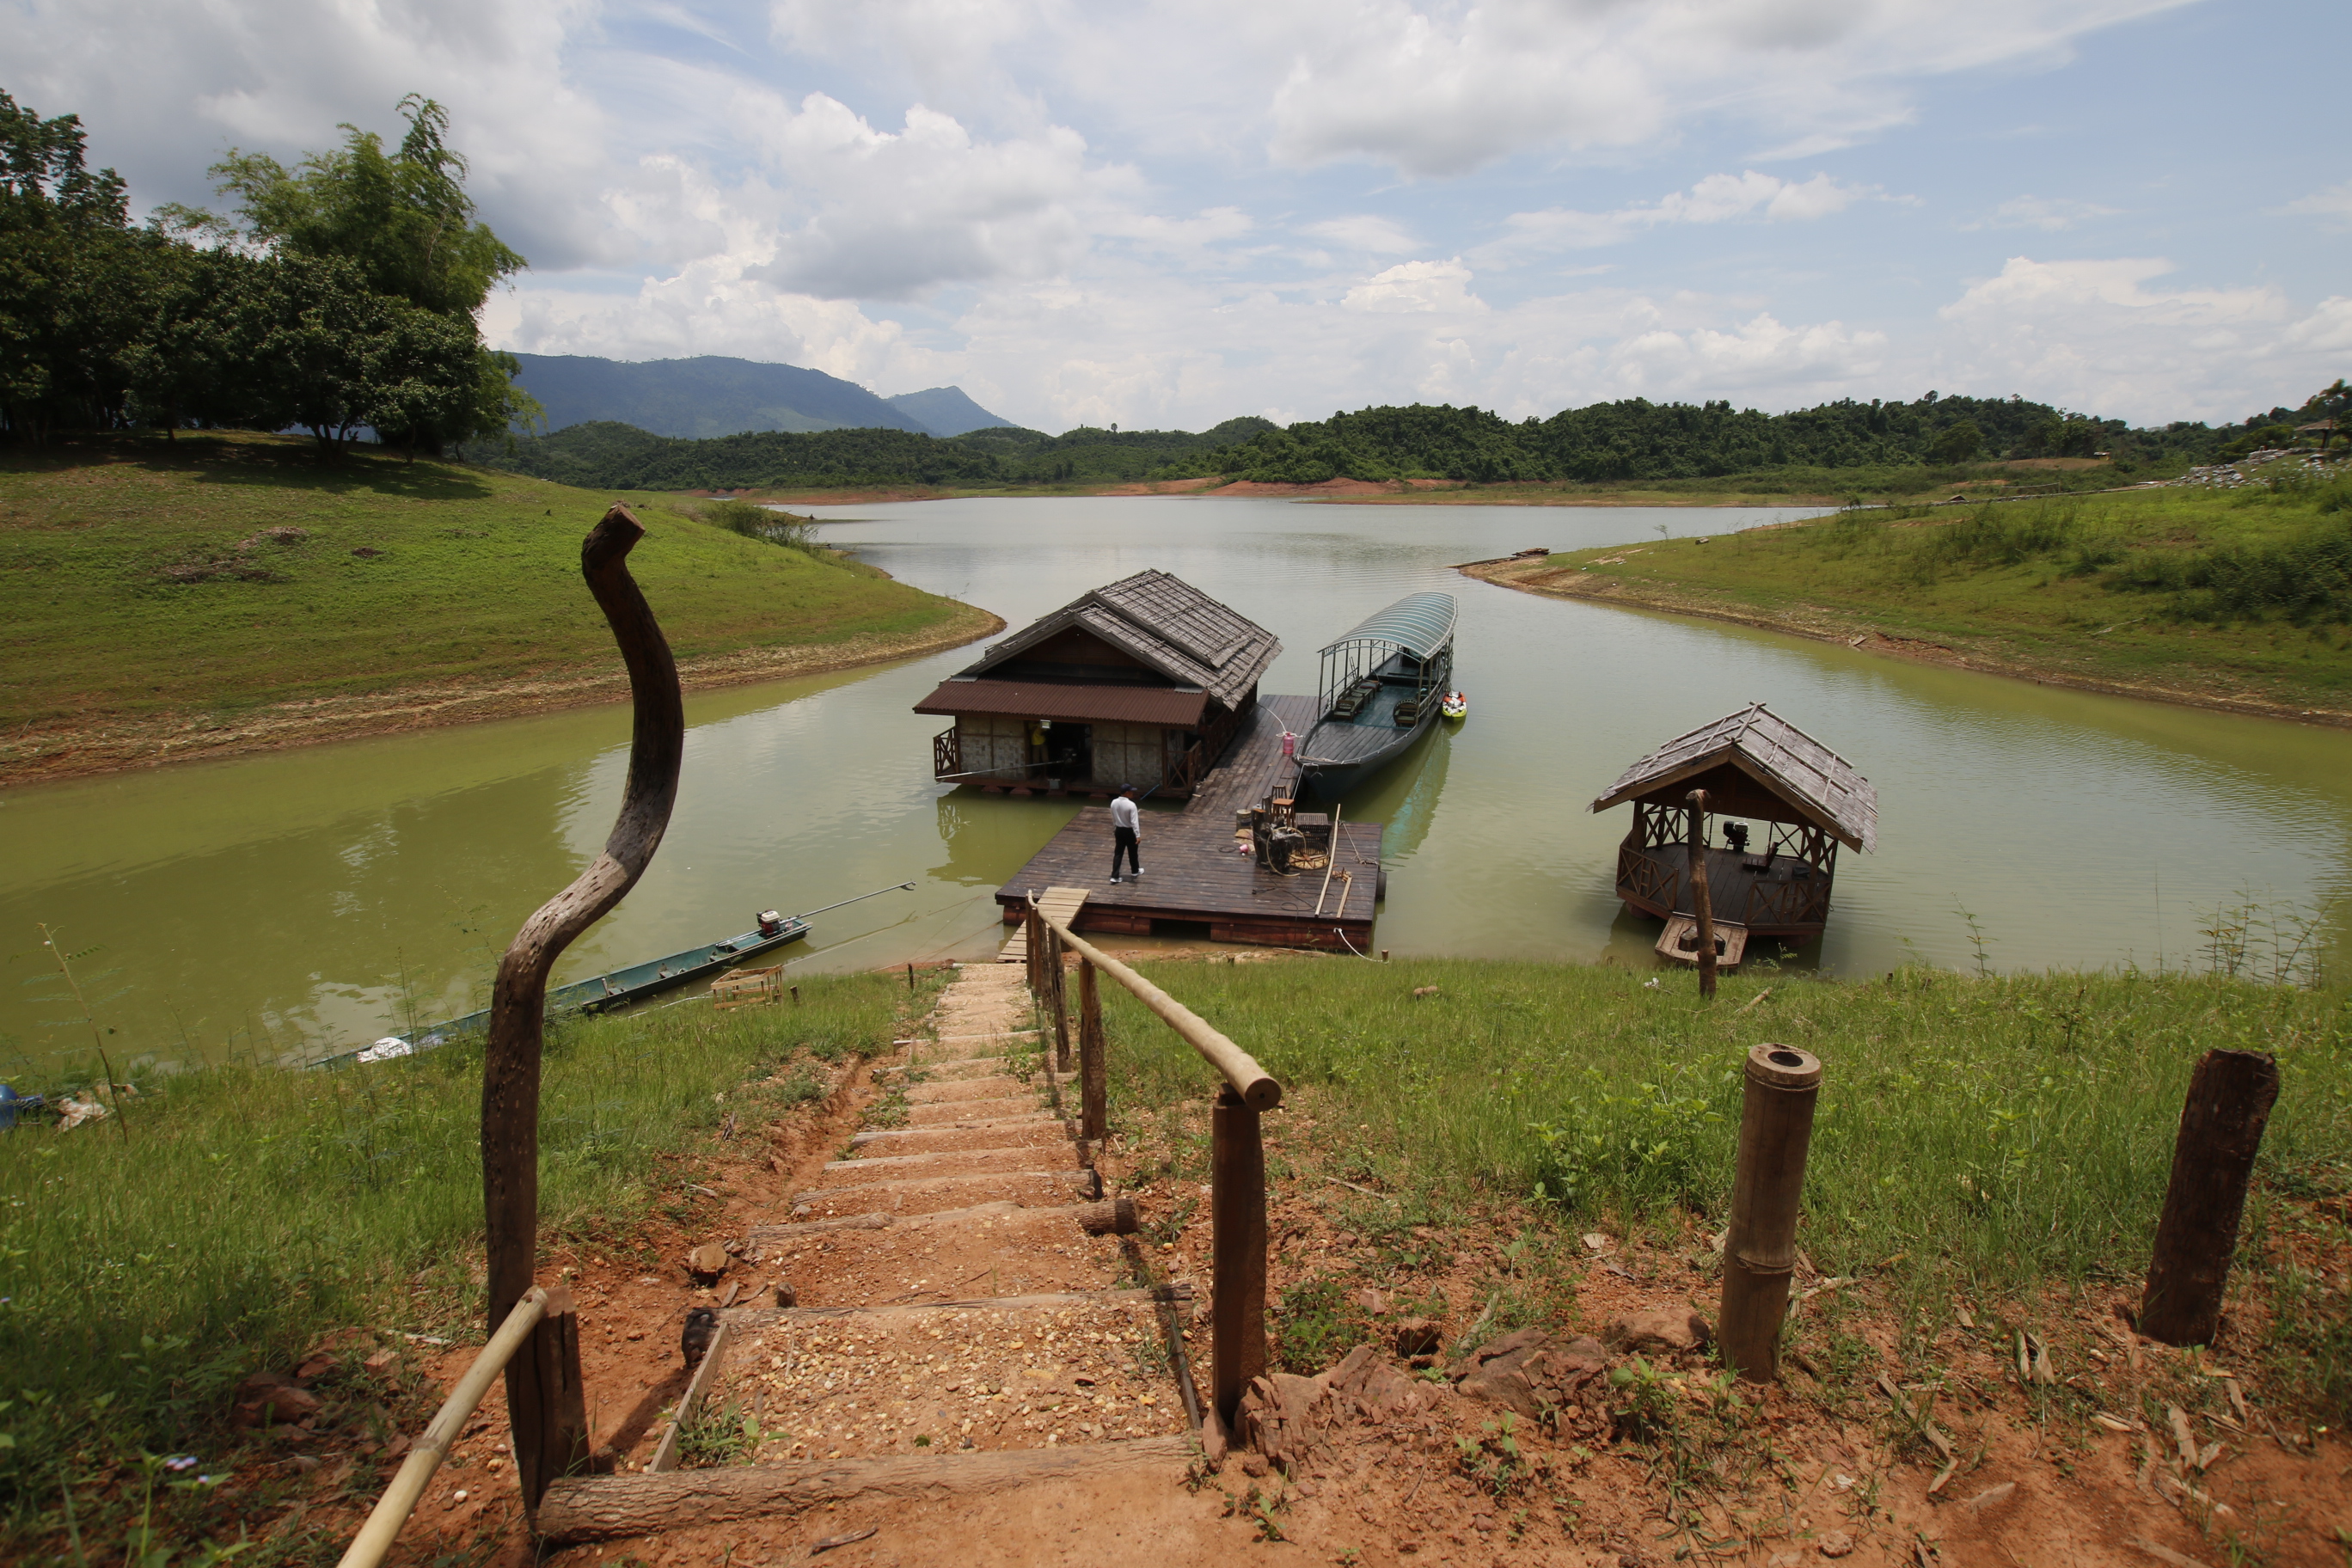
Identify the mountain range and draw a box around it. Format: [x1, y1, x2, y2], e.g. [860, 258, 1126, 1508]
[505, 354, 1016, 439]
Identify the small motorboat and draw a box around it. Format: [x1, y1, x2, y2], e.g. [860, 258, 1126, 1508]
[1440, 690, 1468, 721]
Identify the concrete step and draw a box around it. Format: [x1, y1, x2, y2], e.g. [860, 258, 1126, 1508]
[818, 1145, 1082, 1187]
[849, 1118, 1070, 1154]
[909, 1096, 1039, 1127]
[791, 1167, 1099, 1219]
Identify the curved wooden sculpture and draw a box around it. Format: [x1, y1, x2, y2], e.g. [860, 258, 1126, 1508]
[481, 503, 683, 1509]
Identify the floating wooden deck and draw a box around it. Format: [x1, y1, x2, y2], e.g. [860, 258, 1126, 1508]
[992, 695, 1383, 952]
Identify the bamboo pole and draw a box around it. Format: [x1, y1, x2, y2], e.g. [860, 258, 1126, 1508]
[1718, 1043, 1822, 1382]
[1031, 914, 1281, 1111]
[1211, 1087, 1268, 1428]
[1311, 804, 1345, 918]
[1078, 958, 1107, 1146]
[336, 1289, 552, 1568]
[2140, 1049, 2281, 1345]
[1687, 787, 1718, 1000]
[481, 505, 677, 1501]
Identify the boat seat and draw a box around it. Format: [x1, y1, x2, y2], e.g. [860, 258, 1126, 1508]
[1393, 701, 1419, 727]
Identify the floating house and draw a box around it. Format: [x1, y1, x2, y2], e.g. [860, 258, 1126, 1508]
[916, 570, 1280, 799]
[1591, 702, 1876, 960]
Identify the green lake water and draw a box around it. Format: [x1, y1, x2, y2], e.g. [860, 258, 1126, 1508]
[3, 496, 2346, 1071]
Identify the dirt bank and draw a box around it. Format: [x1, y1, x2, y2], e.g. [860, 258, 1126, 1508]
[1459, 555, 2352, 728]
[3, 607, 1004, 787]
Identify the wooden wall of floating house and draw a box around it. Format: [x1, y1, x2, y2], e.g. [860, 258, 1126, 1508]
[956, 714, 1031, 780]
[1089, 722, 1167, 790]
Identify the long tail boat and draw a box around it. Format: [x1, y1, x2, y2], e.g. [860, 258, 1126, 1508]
[1294, 592, 1456, 799]
[318, 880, 917, 1069]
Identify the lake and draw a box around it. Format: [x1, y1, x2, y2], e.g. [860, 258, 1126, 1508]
[3, 495, 2344, 1070]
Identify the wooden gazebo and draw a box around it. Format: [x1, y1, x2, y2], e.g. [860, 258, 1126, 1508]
[1591, 703, 1876, 952]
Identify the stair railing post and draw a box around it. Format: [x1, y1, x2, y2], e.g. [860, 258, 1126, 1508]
[2140, 1049, 2281, 1345]
[1046, 926, 1074, 1074]
[1687, 787, 1718, 1000]
[1210, 1085, 1267, 1430]
[1079, 957, 1107, 1146]
[518, 1284, 591, 1510]
[1025, 906, 1042, 996]
[1718, 1043, 1822, 1382]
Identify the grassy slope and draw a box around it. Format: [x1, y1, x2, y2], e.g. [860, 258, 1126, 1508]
[0, 432, 978, 732]
[1506, 482, 2352, 714]
[0, 969, 916, 1547]
[1103, 958, 2352, 1401]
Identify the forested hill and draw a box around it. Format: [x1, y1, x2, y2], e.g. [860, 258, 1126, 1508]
[463, 392, 2306, 492]
[464, 416, 1278, 489]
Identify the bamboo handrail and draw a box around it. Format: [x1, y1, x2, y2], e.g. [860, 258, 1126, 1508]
[337, 1289, 554, 1568]
[1028, 903, 1281, 1112]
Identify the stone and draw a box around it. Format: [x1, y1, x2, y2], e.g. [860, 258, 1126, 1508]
[685, 1243, 731, 1282]
[1449, 1329, 1613, 1425]
[234, 1376, 322, 1428]
[1237, 1371, 1329, 1473]
[1604, 1309, 1712, 1355]
[362, 1350, 399, 1376]
[1393, 1318, 1442, 1357]
[1354, 1289, 1387, 1315]
[1962, 1480, 2016, 1515]
[1412, 986, 1441, 999]
[1816, 1530, 1854, 1559]
[1316, 1344, 1422, 1422]
[775, 1282, 799, 1308]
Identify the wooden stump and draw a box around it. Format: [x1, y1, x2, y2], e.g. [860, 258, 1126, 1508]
[1718, 1043, 1822, 1382]
[2140, 1049, 2281, 1346]
[1079, 959, 1107, 1145]
[1211, 1087, 1267, 1428]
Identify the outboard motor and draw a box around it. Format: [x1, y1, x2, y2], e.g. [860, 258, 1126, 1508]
[756, 909, 785, 938]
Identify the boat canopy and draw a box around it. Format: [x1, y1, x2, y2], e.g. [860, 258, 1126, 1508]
[1315, 591, 1456, 715]
[1320, 592, 1457, 659]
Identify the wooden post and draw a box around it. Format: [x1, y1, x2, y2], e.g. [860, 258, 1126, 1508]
[1687, 787, 1718, 1000]
[516, 1284, 591, 1510]
[1719, 1043, 1822, 1382]
[906, 962, 914, 990]
[1210, 1086, 1267, 1429]
[480, 505, 677, 1506]
[1025, 908, 1042, 995]
[2140, 1049, 2281, 1345]
[1049, 928, 1074, 1074]
[1078, 958, 1107, 1145]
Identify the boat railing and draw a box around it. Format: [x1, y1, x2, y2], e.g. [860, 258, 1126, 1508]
[1020, 896, 1277, 1441]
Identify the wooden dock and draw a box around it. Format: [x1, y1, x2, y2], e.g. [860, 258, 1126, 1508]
[993, 695, 1383, 952]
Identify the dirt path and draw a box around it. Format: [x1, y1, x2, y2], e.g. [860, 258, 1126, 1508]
[2, 608, 1003, 786]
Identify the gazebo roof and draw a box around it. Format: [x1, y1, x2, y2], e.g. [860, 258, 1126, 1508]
[1590, 702, 1877, 852]
[958, 570, 1279, 712]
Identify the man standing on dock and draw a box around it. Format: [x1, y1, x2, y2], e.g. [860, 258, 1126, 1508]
[1110, 787, 1143, 882]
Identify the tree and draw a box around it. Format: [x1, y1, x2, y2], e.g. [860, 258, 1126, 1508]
[1929, 420, 1983, 465]
[2301, 378, 2349, 453]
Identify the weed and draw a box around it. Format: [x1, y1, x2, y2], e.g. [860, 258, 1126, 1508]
[677, 1397, 763, 1467]
[1272, 1274, 1379, 1375]
[1455, 1413, 1530, 1497]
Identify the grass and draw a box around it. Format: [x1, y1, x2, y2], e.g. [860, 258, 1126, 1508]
[1096, 957, 2352, 1411]
[0, 967, 910, 1556]
[0, 431, 977, 734]
[1522, 466, 2352, 712]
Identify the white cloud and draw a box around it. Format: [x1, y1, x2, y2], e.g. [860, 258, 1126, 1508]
[1302, 216, 1423, 255]
[1479, 171, 1874, 260]
[2277, 182, 2352, 226]
[1934, 257, 2346, 421]
[1342, 258, 1486, 315]
[1968, 194, 2122, 231]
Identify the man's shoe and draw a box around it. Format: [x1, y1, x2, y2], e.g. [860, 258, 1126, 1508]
[1130, 867, 1144, 878]
[1108, 875, 1124, 884]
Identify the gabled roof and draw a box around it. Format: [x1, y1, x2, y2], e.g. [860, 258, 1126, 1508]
[958, 570, 1279, 712]
[1590, 702, 1877, 852]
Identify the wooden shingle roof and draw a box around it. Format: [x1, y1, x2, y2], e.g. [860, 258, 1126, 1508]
[1590, 702, 1877, 852]
[960, 570, 1280, 711]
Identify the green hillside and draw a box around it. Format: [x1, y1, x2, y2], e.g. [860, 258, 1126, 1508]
[0, 432, 989, 770]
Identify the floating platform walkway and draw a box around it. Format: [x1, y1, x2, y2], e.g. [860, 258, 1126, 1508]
[992, 695, 1383, 952]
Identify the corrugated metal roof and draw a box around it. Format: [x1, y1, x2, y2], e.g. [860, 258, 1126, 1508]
[1320, 592, 1456, 658]
[912, 679, 1209, 728]
[959, 570, 1279, 711]
[1589, 702, 1877, 852]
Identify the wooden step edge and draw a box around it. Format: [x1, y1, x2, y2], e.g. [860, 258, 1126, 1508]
[822, 1146, 1084, 1175]
[904, 1097, 1040, 1120]
[902, 1083, 1030, 1105]
[537, 1435, 1192, 1541]
[719, 1280, 1194, 1329]
[750, 1196, 1137, 1243]
[791, 1168, 1100, 1209]
[849, 1115, 1069, 1146]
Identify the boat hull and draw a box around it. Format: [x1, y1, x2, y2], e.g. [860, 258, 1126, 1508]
[319, 919, 811, 1067]
[1295, 700, 1442, 799]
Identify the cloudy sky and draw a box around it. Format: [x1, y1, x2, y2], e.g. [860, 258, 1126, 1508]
[12, 0, 2348, 432]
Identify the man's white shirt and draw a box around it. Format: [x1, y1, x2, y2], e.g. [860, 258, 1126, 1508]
[1110, 796, 1140, 832]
